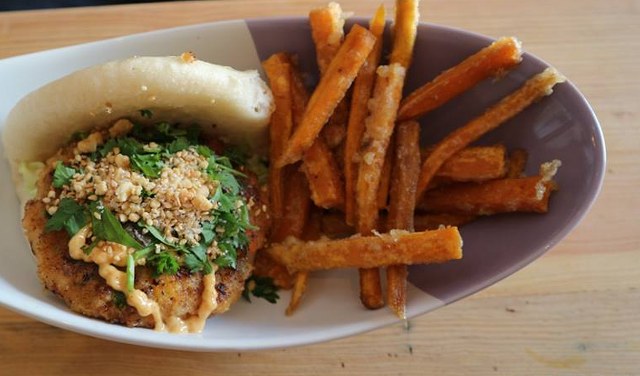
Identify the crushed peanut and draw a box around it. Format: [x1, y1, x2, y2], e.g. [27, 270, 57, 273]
[44, 127, 229, 246]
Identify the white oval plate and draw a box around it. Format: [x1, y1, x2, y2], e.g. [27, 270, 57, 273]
[0, 17, 605, 351]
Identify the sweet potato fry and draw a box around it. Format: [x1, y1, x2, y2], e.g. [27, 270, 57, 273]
[355, 63, 406, 309]
[262, 53, 294, 220]
[506, 148, 528, 178]
[385, 120, 421, 319]
[322, 101, 349, 148]
[278, 24, 376, 167]
[286, 272, 309, 316]
[389, 0, 420, 69]
[398, 36, 523, 121]
[344, 4, 386, 226]
[376, 133, 394, 210]
[418, 172, 560, 215]
[319, 212, 476, 237]
[267, 227, 463, 273]
[270, 168, 311, 243]
[289, 57, 310, 131]
[302, 139, 345, 208]
[359, 268, 383, 310]
[387, 121, 421, 231]
[309, 2, 349, 148]
[415, 68, 566, 201]
[356, 64, 407, 234]
[424, 145, 508, 183]
[385, 265, 408, 319]
[289, 59, 345, 209]
[309, 2, 345, 75]
[286, 208, 322, 316]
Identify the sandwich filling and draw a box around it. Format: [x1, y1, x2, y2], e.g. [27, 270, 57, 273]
[38, 116, 260, 333]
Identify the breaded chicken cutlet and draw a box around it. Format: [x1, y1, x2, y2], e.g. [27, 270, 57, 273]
[22, 119, 269, 333]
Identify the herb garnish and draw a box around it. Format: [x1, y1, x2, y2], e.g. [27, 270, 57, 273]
[89, 201, 143, 250]
[146, 251, 180, 277]
[45, 197, 89, 236]
[48, 122, 256, 291]
[52, 162, 79, 188]
[112, 290, 127, 309]
[242, 276, 280, 304]
[142, 223, 213, 274]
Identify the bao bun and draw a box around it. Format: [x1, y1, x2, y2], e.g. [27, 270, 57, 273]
[3, 55, 274, 167]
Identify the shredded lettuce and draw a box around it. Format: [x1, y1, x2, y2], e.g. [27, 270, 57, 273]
[18, 161, 45, 201]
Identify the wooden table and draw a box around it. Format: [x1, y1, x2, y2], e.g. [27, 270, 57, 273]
[1, 1, 638, 374]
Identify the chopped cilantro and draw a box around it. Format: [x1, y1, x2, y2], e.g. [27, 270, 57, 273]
[60, 122, 257, 282]
[89, 201, 142, 249]
[98, 137, 141, 157]
[130, 153, 163, 178]
[167, 136, 191, 154]
[44, 197, 89, 236]
[200, 221, 215, 245]
[147, 251, 180, 277]
[70, 130, 89, 142]
[214, 242, 237, 268]
[196, 145, 213, 158]
[184, 243, 213, 274]
[131, 122, 199, 144]
[242, 276, 279, 304]
[142, 223, 214, 275]
[82, 239, 99, 255]
[140, 189, 155, 199]
[224, 145, 247, 166]
[112, 290, 127, 309]
[52, 162, 79, 188]
[142, 223, 177, 249]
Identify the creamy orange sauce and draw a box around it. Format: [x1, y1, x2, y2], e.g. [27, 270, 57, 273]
[68, 225, 218, 333]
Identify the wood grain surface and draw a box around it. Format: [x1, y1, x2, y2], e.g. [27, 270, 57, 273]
[1, 0, 639, 374]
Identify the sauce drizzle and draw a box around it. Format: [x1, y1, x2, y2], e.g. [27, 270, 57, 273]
[68, 225, 218, 333]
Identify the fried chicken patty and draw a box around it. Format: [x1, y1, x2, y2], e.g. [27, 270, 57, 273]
[23, 136, 269, 329]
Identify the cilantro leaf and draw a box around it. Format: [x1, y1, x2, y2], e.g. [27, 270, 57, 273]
[98, 137, 144, 158]
[167, 136, 191, 154]
[213, 242, 237, 269]
[214, 170, 241, 195]
[185, 243, 213, 274]
[142, 224, 178, 249]
[131, 122, 198, 144]
[44, 197, 89, 236]
[112, 290, 127, 309]
[142, 223, 213, 275]
[147, 251, 180, 277]
[130, 153, 163, 178]
[89, 201, 142, 249]
[224, 145, 247, 166]
[116, 137, 145, 156]
[52, 162, 79, 188]
[196, 145, 213, 158]
[98, 138, 118, 157]
[200, 221, 215, 245]
[242, 276, 279, 304]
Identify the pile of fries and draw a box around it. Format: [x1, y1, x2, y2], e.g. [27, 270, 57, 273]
[255, 0, 565, 318]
